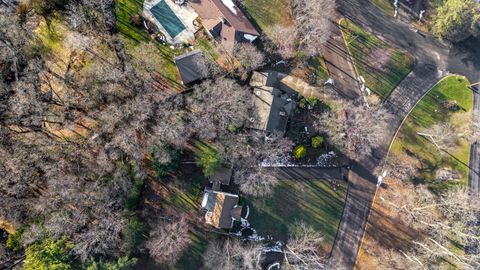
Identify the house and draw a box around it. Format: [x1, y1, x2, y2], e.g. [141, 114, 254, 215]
[209, 167, 233, 191]
[201, 189, 243, 229]
[189, 0, 260, 51]
[174, 50, 207, 85]
[249, 71, 297, 136]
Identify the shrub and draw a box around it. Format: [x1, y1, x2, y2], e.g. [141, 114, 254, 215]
[23, 236, 73, 270]
[125, 178, 145, 212]
[294, 145, 307, 159]
[152, 144, 182, 179]
[6, 228, 23, 251]
[307, 96, 319, 107]
[311, 135, 325, 149]
[228, 123, 241, 133]
[84, 256, 138, 270]
[122, 218, 145, 250]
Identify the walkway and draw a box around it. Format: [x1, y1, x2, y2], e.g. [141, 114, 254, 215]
[331, 0, 480, 268]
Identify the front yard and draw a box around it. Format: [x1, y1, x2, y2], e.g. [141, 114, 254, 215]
[244, 179, 347, 252]
[390, 75, 474, 192]
[340, 18, 414, 100]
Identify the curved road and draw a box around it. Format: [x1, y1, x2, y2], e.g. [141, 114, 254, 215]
[329, 0, 480, 268]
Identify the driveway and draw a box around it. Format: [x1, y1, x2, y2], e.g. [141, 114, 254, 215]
[331, 0, 480, 268]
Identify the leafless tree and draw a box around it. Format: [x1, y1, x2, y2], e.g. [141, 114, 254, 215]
[314, 99, 393, 161]
[203, 238, 261, 270]
[367, 48, 392, 71]
[384, 154, 418, 182]
[145, 217, 191, 266]
[233, 43, 265, 75]
[420, 123, 458, 152]
[267, 25, 298, 59]
[230, 134, 292, 197]
[285, 221, 343, 270]
[187, 78, 253, 140]
[382, 187, 480, 269]
[291, 0, 335, 55]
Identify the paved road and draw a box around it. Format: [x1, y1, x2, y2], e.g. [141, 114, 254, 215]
[321, 21, 362, 99]
[469, 87, 480, 195]
[330, 0, 480, 268]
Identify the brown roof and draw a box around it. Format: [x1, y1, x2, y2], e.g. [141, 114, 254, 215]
[190, 0, 259, 35]
[203, 190, 239, 229]
[189, 0, 259, 50]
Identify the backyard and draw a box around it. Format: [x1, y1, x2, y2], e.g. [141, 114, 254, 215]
[340, 18, 414, 100]
[115, 0, 184, 81]
[242, 0, 293, 35]
[390, 75, 473, 192]
[244, 179, 347, 252]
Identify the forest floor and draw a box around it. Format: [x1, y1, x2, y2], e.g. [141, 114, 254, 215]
[339, 18, 414, 101]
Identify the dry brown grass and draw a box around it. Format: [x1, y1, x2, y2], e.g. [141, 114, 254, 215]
[356, 177, 421, 269]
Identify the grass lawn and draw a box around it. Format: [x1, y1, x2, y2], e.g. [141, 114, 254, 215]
[244, 179, 347, 251]
[340, 18, 414, 100]
[390, 76, 473, 192]
[114, 0, 182, 82]
[242, 0, 293, 35]
[372, 0, 395, 16]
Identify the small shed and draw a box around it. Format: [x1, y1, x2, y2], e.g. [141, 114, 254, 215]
[174, 50, 207, 85]
[210, 167, 233, 190]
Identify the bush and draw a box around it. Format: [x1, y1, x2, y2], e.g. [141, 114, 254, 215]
[122, 218, 145, 250]
[84, 256, 138, 270]
[23, 236, 73, 270]
[152, 144, 182, 179]
[311, 135, 325, 149]
[307, 96, 319, 107]
[6, 229, 23, 251]
[195, 142, 222, 176]
[125, 178, 145, 212]
[294, 145, 307, 159]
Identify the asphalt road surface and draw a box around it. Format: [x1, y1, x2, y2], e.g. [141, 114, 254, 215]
[330, 0, 480, 268]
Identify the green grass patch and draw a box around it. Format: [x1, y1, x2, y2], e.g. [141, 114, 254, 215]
[244, 180, 347, 251]
[194, 141, 223, 177]
[308, 56, 330, 83]
[242, 0, 293, 35]
[175, 230, 208, 269]
[391, 76, 473, 192]
[340, 18, 414, 100]
[114, 0, 181, 82]
[372, 0, 395, 16]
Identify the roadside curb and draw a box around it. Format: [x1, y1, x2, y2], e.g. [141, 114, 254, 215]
[354, 74, 469, 267]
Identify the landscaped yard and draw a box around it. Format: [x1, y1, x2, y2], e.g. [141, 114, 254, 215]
[115, 0, 183, 82]
[340, 18, 414, 100]
[390, 76, 473, 192]
[244, 179, 347, 251]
